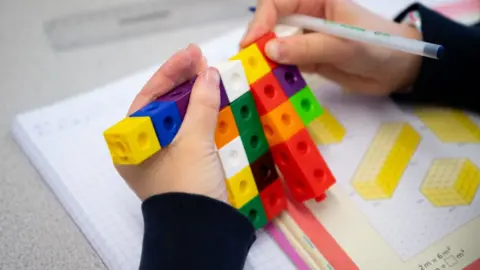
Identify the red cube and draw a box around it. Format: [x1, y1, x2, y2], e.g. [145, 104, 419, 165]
[259, 179, 287, 220]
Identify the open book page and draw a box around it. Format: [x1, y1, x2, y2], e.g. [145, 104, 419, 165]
[296, 64, 480, 270]
[289, 1, 480, 268]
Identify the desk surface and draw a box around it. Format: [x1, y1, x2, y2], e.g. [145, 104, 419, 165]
[0, 0, 246, 268]
[0, 0, 452, 268]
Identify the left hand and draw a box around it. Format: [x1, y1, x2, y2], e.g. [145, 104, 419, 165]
[115, 44, 228, 203]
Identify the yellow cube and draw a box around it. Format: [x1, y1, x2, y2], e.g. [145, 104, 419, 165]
[103, 117, 161, 165]
[226, 166, 259, 209]
[229, 43, 271, 85]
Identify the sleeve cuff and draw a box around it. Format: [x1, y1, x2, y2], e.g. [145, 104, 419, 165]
[140, 193, 256, 270]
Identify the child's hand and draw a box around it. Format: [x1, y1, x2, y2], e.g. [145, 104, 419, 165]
[241, 0, 422, 95]
[115, 44, 228, 203]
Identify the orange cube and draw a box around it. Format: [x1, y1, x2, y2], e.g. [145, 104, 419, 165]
[215, 106, 240, 149]
[260, 101, 304, 146]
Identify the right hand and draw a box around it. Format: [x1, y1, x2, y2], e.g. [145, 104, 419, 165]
[240, 0, 423, 95]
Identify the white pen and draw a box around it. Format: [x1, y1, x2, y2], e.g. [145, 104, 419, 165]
[277, 14, 444, 59]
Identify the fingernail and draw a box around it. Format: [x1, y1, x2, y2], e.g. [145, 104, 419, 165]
[265, 40, 283, 61]
[203, 67, 220, 88]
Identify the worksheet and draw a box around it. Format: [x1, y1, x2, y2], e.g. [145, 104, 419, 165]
[301, 76, 480, 270]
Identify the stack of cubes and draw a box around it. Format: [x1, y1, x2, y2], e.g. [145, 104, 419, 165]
[103, 31, 337, 230]
[213, 59, 286, 230]
[229, 32, 336, 203]
[103, 76, 195, 165]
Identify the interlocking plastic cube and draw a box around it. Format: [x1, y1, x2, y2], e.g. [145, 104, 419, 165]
[155, 78, 194, 120]
[271, 129, 335, 202]
[215, 106, 239, 149]
[103, 30, 338, 229]
[272, 65, 306, 97]
[250, 72, 287, 115]
[130, 101, 182, 147]
[260, 101, 304, 147]
[251, 32, 278, 69]
[214, 60, 250, 102]
[274, 24, 303, 37]
[230, 43, 271, 84]
[217, 136, 250, 179]
[225, 166, 259, 209]
[250, 151, 278, 192]
[259, 179, 287, 220]
[421, 158, 480, 207]
[290, 86, 324, 126]
[103, 117, 161, 165]
[239, 195, 268, 229]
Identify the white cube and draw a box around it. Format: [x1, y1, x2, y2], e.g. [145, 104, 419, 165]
[217, 136, 249, 179]
[213, 60, 250, 102]
[274, 24, 303, 37]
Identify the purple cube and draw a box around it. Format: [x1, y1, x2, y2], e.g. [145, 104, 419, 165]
[156, 78, 194, 120]
[157, 76, 230, 119]
[219, 81, 229, 109]
[272, 65, 307, 97]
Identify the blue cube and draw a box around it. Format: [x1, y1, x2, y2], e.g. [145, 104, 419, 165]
[130, 101, 182, 147]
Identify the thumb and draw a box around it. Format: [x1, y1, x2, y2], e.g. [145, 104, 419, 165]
[177, 67, 221, 140]
[265, 32, 352, 65]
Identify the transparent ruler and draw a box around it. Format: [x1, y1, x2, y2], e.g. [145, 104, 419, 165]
[44, 0, 253, 51]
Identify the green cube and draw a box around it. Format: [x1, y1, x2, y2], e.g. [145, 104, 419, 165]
[239, 124, 269, 163]
[239, 196, 268, 230]
[230, 92, 262, 134]
[290, 86, 324, 126]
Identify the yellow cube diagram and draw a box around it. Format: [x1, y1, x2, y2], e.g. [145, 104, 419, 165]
[229, 43, 271, 85]
[421, 158, 480, 207]
[225, 165, 259, 209]
[414, 108, 480, 143]
[103, 116, 161, 165]
[306, 107, 346, 145]
[352, 122, 421, 200]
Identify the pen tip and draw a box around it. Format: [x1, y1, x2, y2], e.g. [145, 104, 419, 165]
[249, 6, 256, 13]
[437, 45, 444, 59]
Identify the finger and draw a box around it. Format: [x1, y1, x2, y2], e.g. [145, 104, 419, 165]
[240, 0, 326, 47]
[177, 67, 221, 141]
[264, 32, 352, 65]
[314, 64, 381, 95]
[298, 63, 319, 74]
[127, 44, 206, 115]
[240, 0, 278, 47]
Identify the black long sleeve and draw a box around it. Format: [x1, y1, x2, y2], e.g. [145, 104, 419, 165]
[139, 193, 256, 270]
[391, 4, 480, 114]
